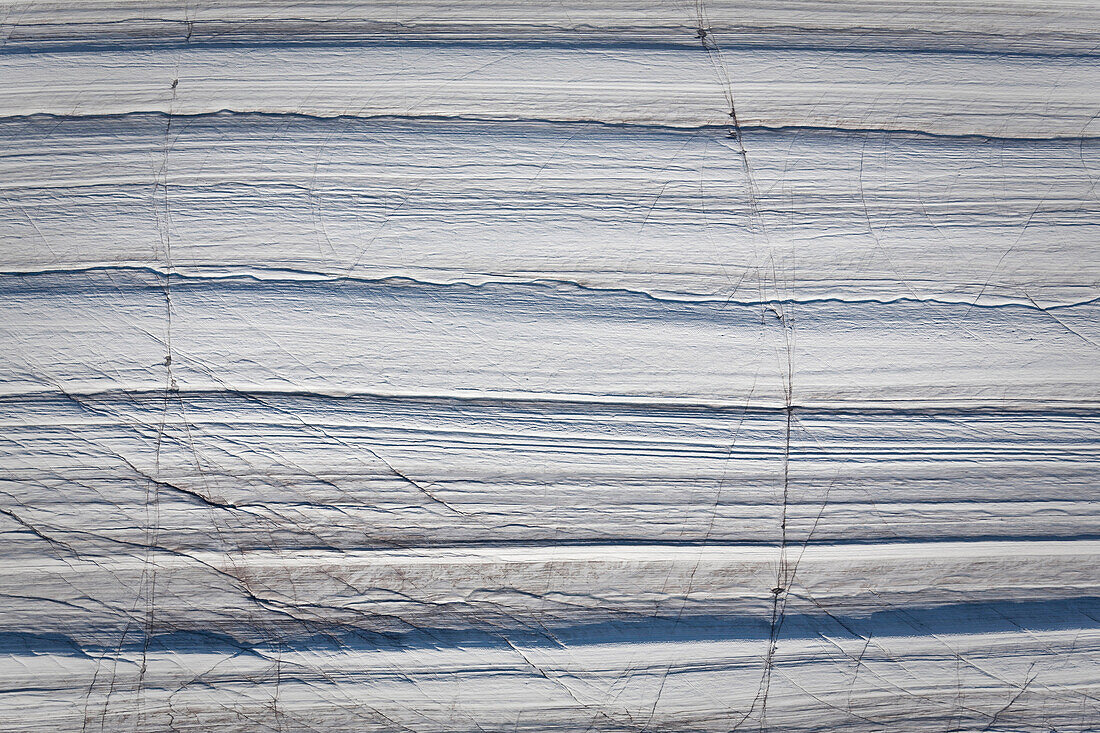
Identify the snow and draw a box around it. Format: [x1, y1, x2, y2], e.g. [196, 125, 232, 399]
[0, 1, 1097, 730]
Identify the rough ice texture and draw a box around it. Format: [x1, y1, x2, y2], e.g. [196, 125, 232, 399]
[0, 1, 1098, 731]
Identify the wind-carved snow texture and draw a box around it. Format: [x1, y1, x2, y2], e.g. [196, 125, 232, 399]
[0, 1, 1098, 731]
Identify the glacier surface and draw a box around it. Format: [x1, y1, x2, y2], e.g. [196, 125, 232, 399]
[0, 1, 1098, 730]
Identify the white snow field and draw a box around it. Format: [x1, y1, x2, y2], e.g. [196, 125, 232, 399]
[0, 1, 1098, 730]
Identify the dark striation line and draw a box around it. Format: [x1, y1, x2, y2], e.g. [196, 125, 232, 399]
[1, 110, 1098, 143]
[2, 22, 1099, 59]
[6, 537, 1097, 553]
[5, 596, 1099, 657]
[5, 386, 1100, 417]
[1, 265, 1097, 313]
